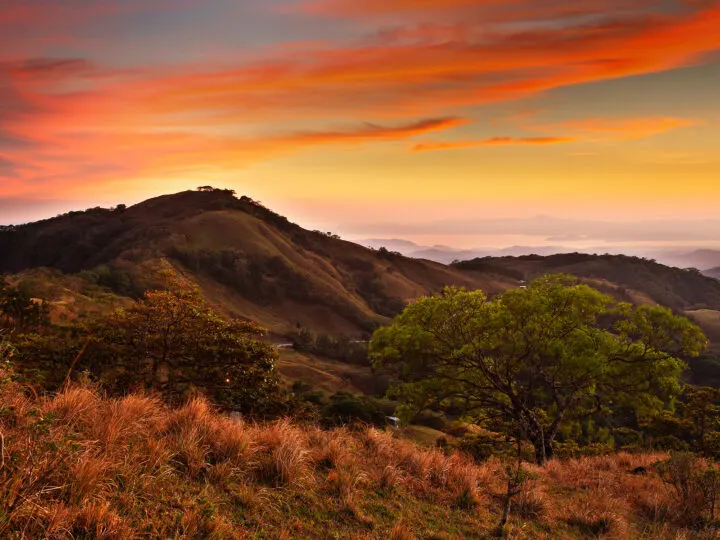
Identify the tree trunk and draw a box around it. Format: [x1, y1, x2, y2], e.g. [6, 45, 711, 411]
[495, 430, 525, 537]
[532, 438, 554, 465]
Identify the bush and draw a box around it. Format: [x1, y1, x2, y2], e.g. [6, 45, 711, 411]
[656, 452, 720, 526]
[0, 337, 13, 365]
[12, 272, 282, 414]
[0, 276, 51, 332]
[455, 432, 519, 463]
[412, 410, 447, 431]
[705, 432, 720, 459]
[290, 330, 369, 365]
[321, 392, 386, 427]
[612, 427, 643, 450]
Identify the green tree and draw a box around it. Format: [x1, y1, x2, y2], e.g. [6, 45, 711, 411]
[680, 386, 720, 456]
[370, 275, 707, 464]
[12, 268, 280, 413]
[95, 273, 279, 411]
[0, 276, 50, 332]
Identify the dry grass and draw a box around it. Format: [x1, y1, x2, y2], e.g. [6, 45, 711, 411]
[390, 520, 417, 539]
[1, 369, 719, 538]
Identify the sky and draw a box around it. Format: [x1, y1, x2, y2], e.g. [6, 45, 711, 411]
[1, 0, 720, 250]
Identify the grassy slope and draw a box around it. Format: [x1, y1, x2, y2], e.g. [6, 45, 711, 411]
[5, 269, 133, 324]
[0, 191, 515, 337]
[1, 372, 717, 540]
[459, 254, 720, 312]
[276, 349, 382, 395]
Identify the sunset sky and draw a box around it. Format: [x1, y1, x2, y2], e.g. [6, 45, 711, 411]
[2, 0, 720, 249]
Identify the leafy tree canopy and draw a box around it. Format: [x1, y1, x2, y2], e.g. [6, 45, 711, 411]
[13, 266, 280, 413]
[370, 274, 708, 464]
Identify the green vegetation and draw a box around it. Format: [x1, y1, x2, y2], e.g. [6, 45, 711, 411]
[8, 267, 281, 414]
[371, 275, 708, 464]
[290, 328, 369, 365]
[0, 276, 50, 332]
[457, 252, 720, 312]
[5, 191, 720, 537]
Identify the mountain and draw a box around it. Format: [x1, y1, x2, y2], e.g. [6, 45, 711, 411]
[358, 239, 570, 264]
[703, 267, 720, 280]
[453, 253, 720, 313]
[358, 238, 425, 252]
[359, 239, 720, 271]
[0, 189, 516, 337]
[4, 189, 720, 343]
[647, 249, 720, 271]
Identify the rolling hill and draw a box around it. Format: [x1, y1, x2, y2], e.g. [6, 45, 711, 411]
[452, 254, 720, 368]
[4, 189, 720, 347]
[0, 189, 515, 337]
[454, 253, 720, 312]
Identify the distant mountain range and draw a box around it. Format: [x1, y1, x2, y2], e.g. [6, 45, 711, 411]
[359, 238, 720, 272]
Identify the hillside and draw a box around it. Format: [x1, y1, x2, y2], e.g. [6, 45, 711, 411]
[705, 267, 720, 280]
[4, 190, 720, 344]
[0, 190, 514, 337]
[454, 253, 720, 312]
[2, 368, 715, 539]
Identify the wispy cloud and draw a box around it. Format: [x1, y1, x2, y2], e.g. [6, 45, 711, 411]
[536, 117, 704, 141]
[413, 136, 575, 151]
[2, 0, 720, 208]
[289, 117, 468, 144]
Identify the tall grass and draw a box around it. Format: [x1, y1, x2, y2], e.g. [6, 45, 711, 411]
[0, 368, 717, 538]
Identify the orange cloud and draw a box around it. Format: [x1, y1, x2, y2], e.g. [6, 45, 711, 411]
[130, 3, 720, 121]
[287, 117, 468, 143]
[3, 0, 720, 202]
[0, 116, 466, 198]
[413, 137, 575, 151]
[298, 0, 655, 24]
[536, 117, 704, 141]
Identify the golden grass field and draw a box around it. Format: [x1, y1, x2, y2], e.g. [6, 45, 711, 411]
[2, 366, 718, 539]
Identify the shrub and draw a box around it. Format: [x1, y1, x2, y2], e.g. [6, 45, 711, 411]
[705, 431, 720, 459]
[656, 452, 720, 526]
[0, 276, 50, 331]
[290, 330, 369, 365]
[13, 273, 282, 413]
[0, 338, 13, 365]
[455, 431, 523, 463]
[321, 392, 386, 427]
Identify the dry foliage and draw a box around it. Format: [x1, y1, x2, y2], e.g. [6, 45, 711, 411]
[0, 369, 718, 538]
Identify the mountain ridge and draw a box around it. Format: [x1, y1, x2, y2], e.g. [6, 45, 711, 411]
[454, 253, 720, 313]
[0, 189, 515, 337]
[3, 189, 720, 343]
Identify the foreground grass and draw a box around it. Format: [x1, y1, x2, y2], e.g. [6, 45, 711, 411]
[0, 375, 717, 538]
